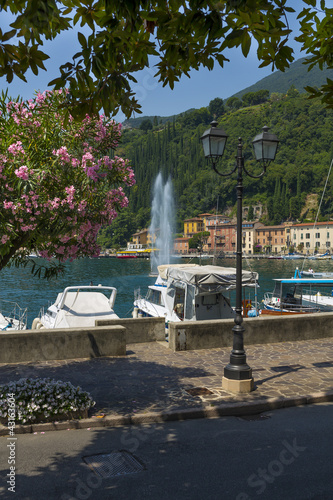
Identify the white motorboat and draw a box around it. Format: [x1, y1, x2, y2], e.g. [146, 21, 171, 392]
[307, 252, 331, 260]
[283, 254, 304, 260]
[32, 285, 118, 329]
[0, 300, 27, 331]
[133, 264, 259, 325]
[300, 269, 333, 278]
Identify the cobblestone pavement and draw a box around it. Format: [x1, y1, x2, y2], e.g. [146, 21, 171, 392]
[0, 339, 332, 425]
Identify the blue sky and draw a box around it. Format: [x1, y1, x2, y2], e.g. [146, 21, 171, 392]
[0, 1, 324, 122]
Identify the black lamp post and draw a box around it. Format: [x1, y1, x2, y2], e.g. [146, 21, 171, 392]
[200, 122, 279, 393]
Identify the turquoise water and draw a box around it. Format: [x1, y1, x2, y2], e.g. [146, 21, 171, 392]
[2, 256, 333, 328]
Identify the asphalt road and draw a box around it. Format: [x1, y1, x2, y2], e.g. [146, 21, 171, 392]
[0, 403, 332, 500]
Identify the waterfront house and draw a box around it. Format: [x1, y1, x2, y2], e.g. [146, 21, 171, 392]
[290, 221, 333, 254]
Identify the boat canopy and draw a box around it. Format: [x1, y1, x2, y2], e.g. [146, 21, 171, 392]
[158, 264, 259, 292]
[273, 278, 333, 285]
[157, 264, 198, 280]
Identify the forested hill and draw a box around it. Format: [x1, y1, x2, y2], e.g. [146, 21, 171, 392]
[98, 70, 333, 249]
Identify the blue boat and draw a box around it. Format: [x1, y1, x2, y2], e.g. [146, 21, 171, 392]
[262, 269, 333, 314]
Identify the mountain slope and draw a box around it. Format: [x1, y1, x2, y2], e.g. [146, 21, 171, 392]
[124, 58, 333, 128]
[231, 58, 333, 99]
[99, 62, 333, 248]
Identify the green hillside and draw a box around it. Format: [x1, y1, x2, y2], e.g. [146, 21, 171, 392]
[231, 58, 333, 99]
[98, 65, 333, 249]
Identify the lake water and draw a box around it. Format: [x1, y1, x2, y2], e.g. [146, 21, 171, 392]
[2, 256, 333, 328]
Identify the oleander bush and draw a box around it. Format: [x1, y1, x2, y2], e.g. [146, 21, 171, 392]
[0, 378, 95, 424]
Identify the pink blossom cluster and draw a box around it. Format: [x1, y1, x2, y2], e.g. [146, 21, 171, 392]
[0, 89, 135, 262]
[53, 146, 71, 164]
[8, 141, 25, 156]
[14, 165, 30, 180]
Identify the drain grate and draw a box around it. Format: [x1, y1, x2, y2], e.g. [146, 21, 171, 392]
[82, 451, 145, 478]
[185, 387, 214, 396]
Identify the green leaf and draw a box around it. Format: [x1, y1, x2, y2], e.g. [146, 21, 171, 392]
[1, 29, 16, 42]
[241, 32, 251, 57]
[78, 31, 87, 48]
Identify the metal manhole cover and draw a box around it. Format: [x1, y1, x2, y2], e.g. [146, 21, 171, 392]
[186, 387, 214, 396]
[83, 451, 145, 478]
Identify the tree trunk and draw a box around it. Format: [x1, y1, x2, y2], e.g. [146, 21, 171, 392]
[0, 232, 31, 271]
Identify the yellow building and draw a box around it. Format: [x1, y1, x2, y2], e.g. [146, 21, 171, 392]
[132, 229, 149, 247]
[132, 228, 159, 247]
[183, 217, 204, 237]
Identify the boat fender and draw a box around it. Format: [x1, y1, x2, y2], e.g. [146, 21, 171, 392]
[31, 318, 41, 330]
[132, 307, 139, 318]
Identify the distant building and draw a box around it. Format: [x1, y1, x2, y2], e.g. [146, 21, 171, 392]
[242, 222, 264, 254]
[242, 203, 263, 220]
[130, 217, 333, 257]
[132, 228, 161, 248]
[183, 217, 204, 237]
[256, 225, 286, 254]
[173, 237, 190, 255]
[132, 229, 149, 247]
[290, 221, 333, 254]
[206, 222, 236, 254]
[199, 213, 231, 229]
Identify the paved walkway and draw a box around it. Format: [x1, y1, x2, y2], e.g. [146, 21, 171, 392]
[0, 338, 332, 434]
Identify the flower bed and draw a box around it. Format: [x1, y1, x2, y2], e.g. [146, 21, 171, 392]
[0, 378, 95, 424]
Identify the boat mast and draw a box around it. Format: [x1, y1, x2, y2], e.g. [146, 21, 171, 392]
[301, 158, 333, 270]
[213, 196, 219, 266]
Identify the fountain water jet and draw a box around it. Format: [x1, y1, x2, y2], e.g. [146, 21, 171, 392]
[149, 173, 175, 274]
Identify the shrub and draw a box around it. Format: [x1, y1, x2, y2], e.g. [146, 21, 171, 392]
[0, 378, 95, 424]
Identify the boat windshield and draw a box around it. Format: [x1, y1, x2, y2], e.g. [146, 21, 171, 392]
[146, 288, 165, 306]
[273, 282, 296, 299]
[174, 287, 185, 320]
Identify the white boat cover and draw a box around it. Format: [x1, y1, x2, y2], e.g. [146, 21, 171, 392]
[159, 264, 258, 292]
[157, 264, 198, 280]
[54, 291, 118, 328]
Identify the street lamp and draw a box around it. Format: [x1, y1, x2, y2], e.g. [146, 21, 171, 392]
[200, 122, 279, 393]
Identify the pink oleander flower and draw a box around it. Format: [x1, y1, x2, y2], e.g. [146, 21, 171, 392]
[1, 235, 9, 244]
[53, 146, 71, 164]
[8, 141, 25, 156]
[36, 92, 46, 104]
[15, 165, 29, 180]
[3, 201, 14, 210]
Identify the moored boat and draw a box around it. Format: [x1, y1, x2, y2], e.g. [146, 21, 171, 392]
[262, 269, 333, 314]
[32, 285, 118, 329]
[282, 253, 303, 260]
[133, 264, 260, 325]
[116, 251, 138, 259]
[0, 300, 27, 331]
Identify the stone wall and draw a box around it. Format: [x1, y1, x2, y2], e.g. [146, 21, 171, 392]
[95, 316, 165, 343]
[168, 312, 333, 351]
[0, 317, 165, 363]
[0, 326, 126, 363]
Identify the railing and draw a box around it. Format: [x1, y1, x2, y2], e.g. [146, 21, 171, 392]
[262, 292, 320, 313]
[0, 300, 27, 330]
